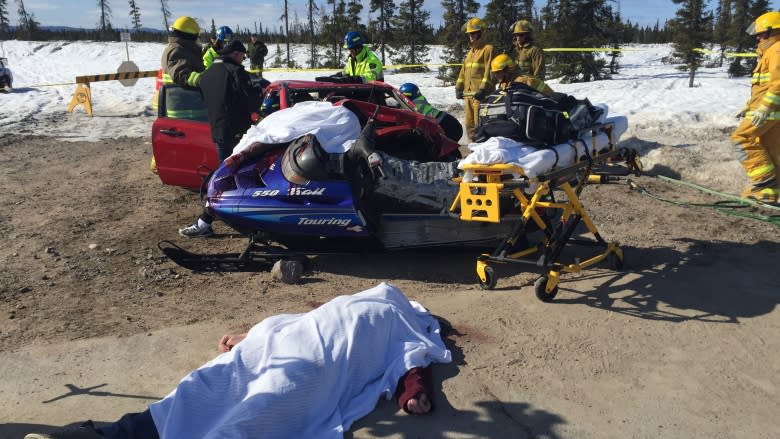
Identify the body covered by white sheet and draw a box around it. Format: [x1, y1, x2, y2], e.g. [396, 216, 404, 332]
[460, 105, 628, 181]
[232, 101, 361, 155]
[149, 282, 452, 439]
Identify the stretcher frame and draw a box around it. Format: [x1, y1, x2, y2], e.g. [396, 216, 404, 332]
[449, 124, 641, 301]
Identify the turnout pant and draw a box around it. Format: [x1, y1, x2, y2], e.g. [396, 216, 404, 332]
[463, 96, 481, 141]
[731, 118, 780, 193]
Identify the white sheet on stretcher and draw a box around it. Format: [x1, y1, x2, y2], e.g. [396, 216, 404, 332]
[459, 105, 628, 181]
[232, 101, 361, 155]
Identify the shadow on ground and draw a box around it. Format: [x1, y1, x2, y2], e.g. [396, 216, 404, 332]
[552, 238, 779, 323]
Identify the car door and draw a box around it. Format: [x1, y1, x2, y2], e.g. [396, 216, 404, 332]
[151, 84, 216, 190]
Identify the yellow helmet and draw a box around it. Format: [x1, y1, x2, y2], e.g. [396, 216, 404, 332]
[491, 54, 515, 72]
[511, 19, 533, 34]
[462, 18, 485, 34]
[170, 16, 200, 36]
[746, 11, 780, 35]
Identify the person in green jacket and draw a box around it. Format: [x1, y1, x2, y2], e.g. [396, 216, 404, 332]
[203, 26, 233, 69]
[399, 83, 464, 142]
[247, 34, 269, 78]
[342, 31, 383, 82]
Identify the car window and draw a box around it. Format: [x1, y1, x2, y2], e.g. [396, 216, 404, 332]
[164, 86, 208, 122]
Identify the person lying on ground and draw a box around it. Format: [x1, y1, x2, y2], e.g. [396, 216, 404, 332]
[25, 282, 451, 439]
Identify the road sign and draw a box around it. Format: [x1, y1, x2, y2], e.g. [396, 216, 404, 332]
[120, 32, 131, 42]
[117, 60, 140, 87]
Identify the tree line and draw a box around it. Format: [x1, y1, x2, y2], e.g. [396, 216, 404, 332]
[0, 0, 773, 82]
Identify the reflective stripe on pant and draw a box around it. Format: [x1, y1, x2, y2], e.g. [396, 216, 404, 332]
[731, 118, 780, 190]
[464, 96, 481, 140]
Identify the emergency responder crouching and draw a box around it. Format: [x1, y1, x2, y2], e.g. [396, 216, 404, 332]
[343, 31, 384, 82]
[490, 54, 553, 95]
[203, 26, 234, 69]
[731, 11, 780, 205]
[400, 83, 464, 142]
[511, 19, 545, 81]
[455, 18, 494, 141]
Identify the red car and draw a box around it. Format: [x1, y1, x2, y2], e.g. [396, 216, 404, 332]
[152, 80, 457, 190]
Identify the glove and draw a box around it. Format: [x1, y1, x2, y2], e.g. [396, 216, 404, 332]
[345, 76, 364, 84]
[473, 88, 487, 101]
[735, 104, 749, 119]
[455, 89, 464, 100]
[751, 105, 770, 128]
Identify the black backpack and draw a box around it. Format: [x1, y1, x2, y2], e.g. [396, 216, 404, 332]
[474, 84, 575, 145]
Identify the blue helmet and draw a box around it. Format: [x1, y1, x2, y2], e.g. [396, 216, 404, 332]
[343, 31, 365, 49]
[216, 26, 234, 42]
[399, 83, 420, 99]
[261, 95, 280, 116]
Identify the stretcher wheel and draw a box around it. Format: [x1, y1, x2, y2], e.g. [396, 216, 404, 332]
[608, 252, 624, 271]
[478, 266, 497, 290]
[534, 276, 558, 302]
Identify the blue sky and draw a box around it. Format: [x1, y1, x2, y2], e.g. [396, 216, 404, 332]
[21, 0, 680, 32]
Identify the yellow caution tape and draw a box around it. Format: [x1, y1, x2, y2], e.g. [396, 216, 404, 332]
[693, 48, 756, 57]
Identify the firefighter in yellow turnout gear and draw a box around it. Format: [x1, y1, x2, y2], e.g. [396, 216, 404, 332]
[490, 54, 553, 95]
[731, 11, 780, 205]
[456, 18, 494, 140]
[511, 19, 545, 81]
[161, 16, 203, 88]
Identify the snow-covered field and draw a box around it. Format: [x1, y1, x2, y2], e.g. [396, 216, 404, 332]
[0, 40, 752, 193]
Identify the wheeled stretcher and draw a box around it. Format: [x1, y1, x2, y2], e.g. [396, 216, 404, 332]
[450, 121, 642, 301]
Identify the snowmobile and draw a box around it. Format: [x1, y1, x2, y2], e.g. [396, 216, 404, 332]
[0, 57, 13, 92]
[196, 98, 517, 262]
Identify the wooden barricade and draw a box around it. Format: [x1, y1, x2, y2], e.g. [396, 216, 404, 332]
[67, 70, 158, 117]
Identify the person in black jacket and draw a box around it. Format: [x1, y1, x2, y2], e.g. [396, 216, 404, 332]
[179, 39, 263, 238]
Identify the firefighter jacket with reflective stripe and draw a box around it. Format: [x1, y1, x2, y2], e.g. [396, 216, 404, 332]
[412, 95, 441, 118]
[344, 46, 384, 82]
[748, 35, 780, 121]
[456, 37, 494, 94]
[203, 46, 220, 69]
[514, 41, 545, 80]
[161, 36, 204, 88]
[499, 74, 553, 96]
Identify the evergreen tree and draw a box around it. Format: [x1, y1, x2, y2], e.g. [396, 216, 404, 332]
[283, 0, 291, 67]
[390, 0, 431, 71]
[347, 0, 363, 31]
[713, 0, 731, 66]
[540, 0, 618, 82]
[437, 0, 480, 83]
[0, 0, 10, 36]
[307, 0, 318, 67]
[159, 0, 170, 31]
[669, 0, 711, 87]
[16, 0, 39, 40]
[369, 0, 396, 63]
[128, 0, 141, 32]
[484, 0, 523, 55]
[97, 0, 112, 37]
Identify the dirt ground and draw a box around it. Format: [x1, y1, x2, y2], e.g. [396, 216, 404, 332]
[1, 134, 779, 438]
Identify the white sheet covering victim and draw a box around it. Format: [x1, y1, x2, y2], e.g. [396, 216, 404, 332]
[460, 106, 628, 180]
[149, 283, 452, 439]
[232, 101, 362, 155]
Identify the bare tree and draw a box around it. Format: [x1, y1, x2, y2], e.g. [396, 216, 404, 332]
[159, 0, 171, 31]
